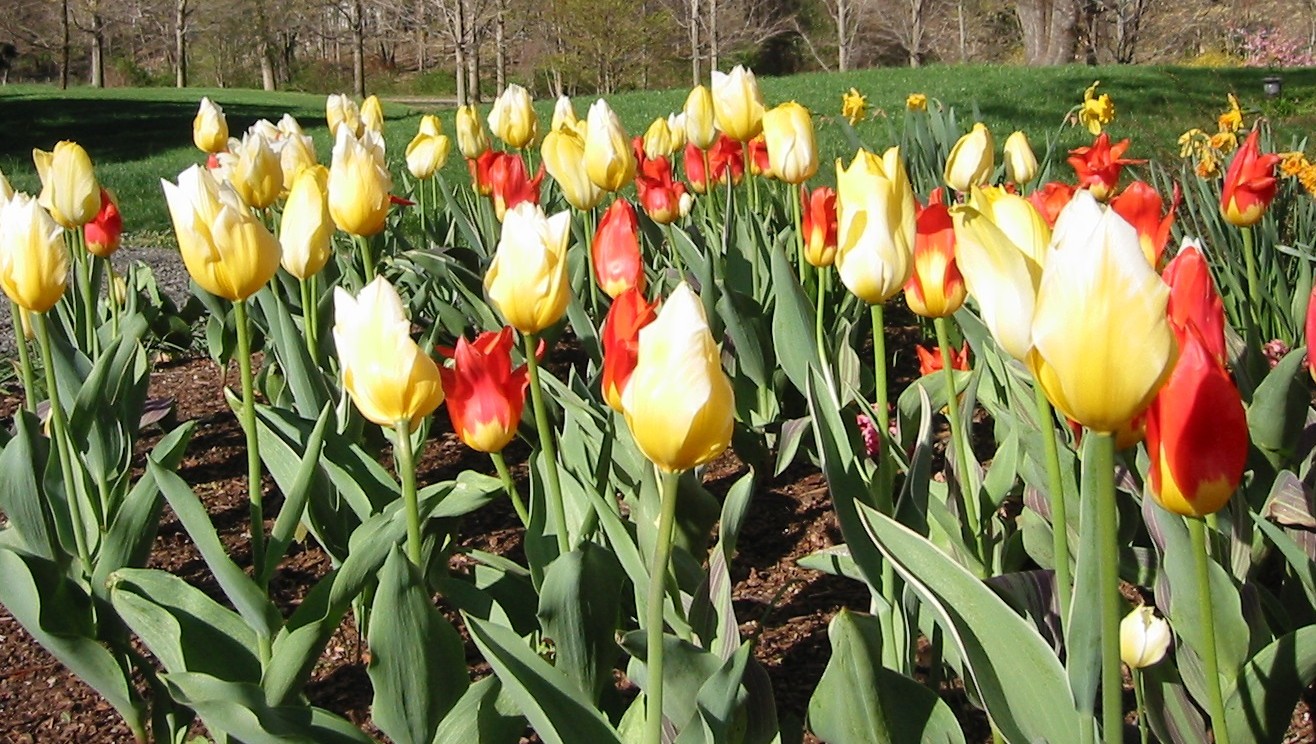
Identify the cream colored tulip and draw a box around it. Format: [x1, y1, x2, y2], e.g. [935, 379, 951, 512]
[1120, 606, 1171, 670]
[0, 193, 68, 313]
[667, 113, 687, 152]
[944, 123, 995, 192]
[643, 118, 674, 160]
[418, 114, 442, 137]
[542, 126, 604, 211]
[488, 84, 538, 150]
[32, 141, 101, 229]
[277, 114, 305, 138]
[360, 95, 384, 133]
[484, 202, 572, 334]
[279, 133, 319, 193]
[406, 122, 451, 181]
[228, 131, 282, 210]
[328, 127, 393, 237]
[684, 86, 717, 150]
[193, 97, 229, 153]
[456, 105, 490, 159]
[585, 100, 636, 192]
[833, 148, 916, 304]
[326, 94, 362, 138]
[280, 166, 333, 280]
[1004, 130, 1038, 185]
[711, 66, 765, 143]
[551, 95, 578, 133]
[248, 118, 281, 142]
[762, 101, 818, 185]
[622, 282, 734, 473]
[0, 168, 13, 204]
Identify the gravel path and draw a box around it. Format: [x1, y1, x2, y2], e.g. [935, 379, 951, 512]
[0, 246, 190, 358]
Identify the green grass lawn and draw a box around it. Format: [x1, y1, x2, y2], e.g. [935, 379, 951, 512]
[2, 64, 1313, 243]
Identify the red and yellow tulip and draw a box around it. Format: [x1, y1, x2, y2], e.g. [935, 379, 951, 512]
[1066, 133, 1144, 202]
[593, 199, 645, 298]
[1220, 129, 1281, 227]
[601, 287, 659, 413]
[438, 327, 530, 453]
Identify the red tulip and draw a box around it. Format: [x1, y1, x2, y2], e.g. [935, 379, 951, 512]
[468, 150, 499, 196]
[801, 186, 837, 267]
[1307, 283, 1316, 382]
[915, 342, 970, 377]
[1067, 133, 1145, 201]
[600, 287, 658, 412]
[1027, 182, 1076, 228]
[747, 134, 772, 178]
[1162, 240, 1227, 366]
[1220, 129, 1281, 227]
[684, 135, 744, 194]
[437, 327, 530, 453]
[1111, 181, 1179, 267]
[84, 188, 123, 258]
[904, 202, 964, 318]
[1146, 325, 1248, 517]
[593, 199, 645, 298]
[488, 152, 544, 221]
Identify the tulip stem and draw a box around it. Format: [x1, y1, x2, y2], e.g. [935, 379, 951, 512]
[1093, 431, 1122, 744]
[105, 259, 120, 339]
[701, 149, 715, 207]
[1035, 384, 1072, 628]
[300, 277, 318, 360]
[395, 419, 423, 566]
[35, 312, 92, 574]
[524, 333, 569, 556]
[663, 223, 687, 279]
[490, 450, 529, 527]
[936, 316, 984, 570]
[355, 234, 377, 283]
[1133, 669, 1149, 744]
[76, 231, 99, 358]
[233, 300, 266, 582]
[11, 303, 37, 414]
[1240, 226, 1261, 338]
[791, 183, 806, 273]
[1189, 515, 1231, 744]
[584, 206, 601, 315]
[644, 469, 681, 744]
[869, 303, 890, 473]
[814, 268, 827, 364]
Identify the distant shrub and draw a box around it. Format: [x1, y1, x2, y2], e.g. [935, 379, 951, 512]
[1235, 25, 1316, 67]
[1184, 49, 1243, 68]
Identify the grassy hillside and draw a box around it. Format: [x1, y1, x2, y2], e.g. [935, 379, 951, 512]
[2, 64, 1314, 241]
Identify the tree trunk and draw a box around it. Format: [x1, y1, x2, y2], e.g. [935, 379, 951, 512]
[60, 0, 70, 89]
[957, 0, 967, 62]
[908, 0, 924, 67]
[416, 0, 427, 72]
[89, 0, 105, 87]
[175, 0, 188, 87]
[468, 37, 479, 102]
[453, 0, 467, 105]
[837, 0, 849, 71]
[352, 0, 366, 97]
[1016, 0, 1079, 65]
[709, 0, 718, 72]
[689, 0, 700, 85]
[495, 0, 506, 93]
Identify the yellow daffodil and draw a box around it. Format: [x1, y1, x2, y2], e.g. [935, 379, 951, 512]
[1078, 81, 1116, 135]
[841, 88, 868, 125]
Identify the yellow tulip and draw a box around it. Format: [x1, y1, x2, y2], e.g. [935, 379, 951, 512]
[328, 128, 393, 237]
[834, 148, 916, 304]
[360, 95, 384, 133]
[0, 193, 68, 313]
[326, 94, 362, 138]
[712, 66, 765, 143]
[762, 101, 818, 185]
[484, 202, 572, 334]
[228, 131, 282, 210]
[1028, 191, 1175, 433]
[683, 85, 717, 150]
[1120, 606, 1171, 670]
[33, 141, 101, 229]
[406, 123, 451, 181]
[542, 125, 604, 211]
[950, 186, 1051, 361]
[944, 123, 995, 192]
[277, 114, 304, 138]
[1004, 130, 1038, 185]
[456, 105, 490, 159]
[622, 282, 734, 473]
[488, 84, 538, 150]
[162, 165, 280, 302]
[552, 95, 578, 133]
[279, 166, 333, 280]
[585, 100, 636, 193]
[333, 276, 445, 429]
[249, 118, 281, 142]
[418, 114, 442, 137]
[279, 132, 319, 193]
[193, 97, 229, 153]
[643, 117, 674, 160]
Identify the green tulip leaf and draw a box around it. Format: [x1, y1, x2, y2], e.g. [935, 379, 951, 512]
[431, 675, 525, 744]
[162, 671, 372, 743]
[1224, 626, 1316, 743]
[537, 543, 626, 704]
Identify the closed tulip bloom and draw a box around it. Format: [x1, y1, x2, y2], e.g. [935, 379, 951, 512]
[406, 124, 451, 181]
[834, 148, 917, 304]
[1308, 283, 1316, 382]
[277, 114, 305, 138]
[1111, 181, 1178, 267]
[489, 153, 544, 221]
[326, 94, 362, 139]
[593, 199, 645, 298]
[802, 186, 837, 267]
[1003, 130, 1038, 185]
[228, 131, 282, 210]
[249, 118, 281, 142]
[457, 105, 491, 159]
[584, 100, 636, 193]
[1067, 133, 1145, 202]
[944, 123, 995, 192]
[0, 193, 68, 313]
[905, 202, 965, 318]
[162, 165, 281, 302]
[484, 202, 572, 334]
[438, 327, 529, 453]
[360, 95, 384, 133]
[193, 97, 230, 154]
[684, 85, 717, 150]
[328, 127, 393, 237]
[635, 156, 687, 225]
[1029, 191, 1175, 433]
[334, 276, 444, 429]
[84, 188, 122, 258]
[1221, 129, 1282, 227]
[763, 102, 818, 185]
[601, 287, 659, 412]
[542, 127, 603, 211]
[279, 165, 333, 280]
[469, 150, 498, 196]
[1120, 606, 1171, 670]
[1147, 325, 1247, 517]
[643, 117, 674, 160]
[551, 95, 578, 133]
[667, 113, 687, 152]
[622, 283, 733, 472]
[951, 195, 1046, 362]
[279, 133, 319, 193]
[712, 66, 765, 143]
[747, 135, 772, 178]
[488, 84, 538, 150]
[33, 141, 101, 229]
[1027, 182, 1076, 228]
[1163, 239, 1226, 366]
[684, 134, 745, 194]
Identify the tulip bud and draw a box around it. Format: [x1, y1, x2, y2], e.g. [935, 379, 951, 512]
[551, 95, 578, 133]
[1119, 606, 1171, 670]
[0, 193, 68, 313]
[406, 120, 451, 181]
[1027, 182, 1077, 228]
[666, 113, 687, 152]
[280, 166, 333, 280]
[678, 192, 693, 218]
[279, 133, 319, 194]
[438, 327, 529, 453]
[360, 95, 384, 133]
[835, 148, 916, 304]
[1111, 182, 1177, 267]
[643, 118, 674, 160]
[944, 123, 995, 192]
[904, 202, 965, 318]
[484, 202, 572, 334]
[585, 100, 637, 193]
[228, 131, 282, 210]
[488, 84, 538, 150]
[762, 102, 817, 184]
[1220, 129, 1282, 227]
[684, 86, 717, 150]
[636, 152, 687, 226]
[193, 97, 230, 154]
[84, 188, 123, 258]
[622, 282, 734, 472]
[457, 105, 491, 159]
[334, 276, 445, 429]
[1308, 283, 1316, 383]
[601, 287, 659, 412]
[747, 135, 772, 178]
[711, 66, 765, 143]
[162, 165, 281, 302]
[542, 127, 604, 211]
[488, 153, 544, 222]
[1003, 131, 1038, 185]
[326, 94, 362, 139]
[1163, 239, 1226, 366]
[33, 141, 101, 229]
[328, 127, 393, 237]
[593, 199, 645, 298]
[801, 186, 837, 267]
